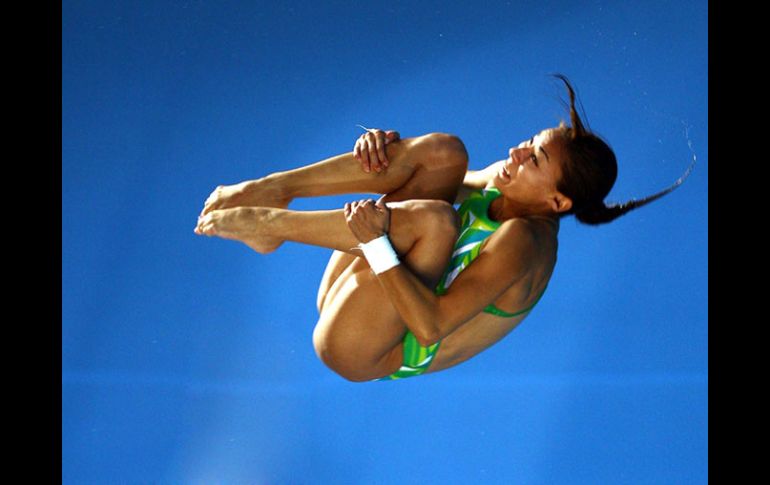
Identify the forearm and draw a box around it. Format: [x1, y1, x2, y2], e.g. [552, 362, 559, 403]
[375, 265, 444, 347]
[346, 199, 461, 346]
[468, 161, 504, 187]
[456, 161, 503, 203]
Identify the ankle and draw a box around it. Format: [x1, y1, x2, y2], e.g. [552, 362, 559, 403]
[252, 173, 293, 203]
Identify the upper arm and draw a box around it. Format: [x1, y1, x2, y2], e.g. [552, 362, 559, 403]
[456, 161, 503, 204]
[431, 220, 538, 339]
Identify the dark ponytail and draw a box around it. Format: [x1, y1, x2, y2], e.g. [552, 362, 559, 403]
[574, 160, 695, 225]
[552, 74, 695, 225]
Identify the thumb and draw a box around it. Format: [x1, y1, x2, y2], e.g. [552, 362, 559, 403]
[375, 194, 391, 232]
[385, 131, 400, 143]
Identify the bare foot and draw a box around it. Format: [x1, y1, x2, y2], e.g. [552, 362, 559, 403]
[195, 207, 283, 254]
[198, 175, 292, 218]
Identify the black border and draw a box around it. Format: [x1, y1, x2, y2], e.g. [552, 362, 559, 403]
[51, 1, 63, 481]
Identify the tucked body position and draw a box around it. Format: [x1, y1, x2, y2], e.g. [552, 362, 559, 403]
[195, 75, 692, 382]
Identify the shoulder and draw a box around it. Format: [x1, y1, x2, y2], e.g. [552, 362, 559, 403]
[491, 217, 538, 245]
[484, 217, 557, 265]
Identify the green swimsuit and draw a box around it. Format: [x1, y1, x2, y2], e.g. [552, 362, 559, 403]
[376, 188, 546, 381]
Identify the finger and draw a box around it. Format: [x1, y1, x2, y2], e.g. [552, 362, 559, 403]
[385, 130, 400, 143]
[361, 199, 376, 215]
[375, 194, 388, 209]
[365, 133, 381, 172]
[359, 138, 372, 172]
[354, 140, 372, 173]
[374, 132, 388, 168]
[353, 140, 361, 160]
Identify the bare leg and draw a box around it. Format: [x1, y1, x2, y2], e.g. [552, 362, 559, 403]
[201, 200, 458, 381]
[198, 201, 454, 273]
[199, 199, 459, 381]
[313, 201, 459, 381]
[196, 133, 467, 380]
[317, 250, 356, 314]
[198, 133, 468, 231]
[197, 133, 465, 252]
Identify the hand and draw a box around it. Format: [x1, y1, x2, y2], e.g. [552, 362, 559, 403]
[344, 195, 391, 243]
[353, 128, 400, 174]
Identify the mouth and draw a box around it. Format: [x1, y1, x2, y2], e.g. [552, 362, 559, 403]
[499, 162, 512, 182]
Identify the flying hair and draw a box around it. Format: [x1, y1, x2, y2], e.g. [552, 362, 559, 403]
[550, 73, 696, 225]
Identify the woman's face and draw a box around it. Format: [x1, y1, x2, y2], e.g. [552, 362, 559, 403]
[493, 127, 567, 207]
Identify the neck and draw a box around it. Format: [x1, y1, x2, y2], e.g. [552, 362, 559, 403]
[489, 196, 559, 225]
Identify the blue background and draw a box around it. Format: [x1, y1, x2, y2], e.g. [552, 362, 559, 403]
[62, 0, 707, 483]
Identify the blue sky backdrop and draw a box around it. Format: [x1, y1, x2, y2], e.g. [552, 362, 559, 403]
[63, 1, 707, 483]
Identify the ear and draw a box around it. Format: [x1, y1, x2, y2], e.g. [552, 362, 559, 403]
[549, 192, 572, 214]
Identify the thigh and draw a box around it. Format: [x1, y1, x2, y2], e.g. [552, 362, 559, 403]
[318, 199, 459, 313]
[384, 134, 468, 204]
[313, 260, 407, 381]
[316, 250, 357, 314]
[312, 199, 460, 381]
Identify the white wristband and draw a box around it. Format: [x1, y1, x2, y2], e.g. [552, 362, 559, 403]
[359, 234, 400, 274]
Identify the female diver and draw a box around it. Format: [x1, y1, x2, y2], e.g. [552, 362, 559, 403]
[194, 75, 691, 382]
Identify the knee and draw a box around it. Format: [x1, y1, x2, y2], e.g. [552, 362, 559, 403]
[407, 199, 460, 238]
[422, 133, 469, 171]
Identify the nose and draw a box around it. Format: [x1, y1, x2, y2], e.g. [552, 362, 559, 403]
[508, 146, 530, 165]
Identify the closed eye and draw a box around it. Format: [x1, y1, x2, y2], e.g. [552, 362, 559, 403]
[528, 137, 539, 166]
